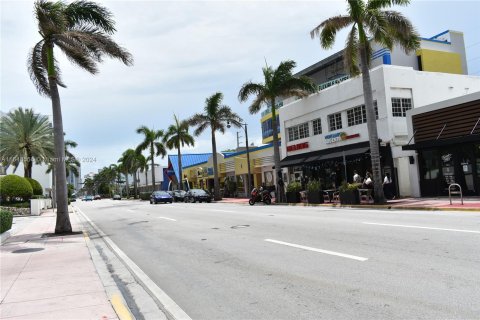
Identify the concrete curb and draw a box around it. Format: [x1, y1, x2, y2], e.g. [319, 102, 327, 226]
[75, 206, 191, 320]
[272, 202, 480, 212]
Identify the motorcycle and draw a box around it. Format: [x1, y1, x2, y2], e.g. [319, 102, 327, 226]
[249, 187, 272, 205]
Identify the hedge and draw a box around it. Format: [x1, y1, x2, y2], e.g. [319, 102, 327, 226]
[26, 178, 43, 196]
[0, 175, 33, 200]
[139, 192, 151, 200]
[0, 210, 13, 234]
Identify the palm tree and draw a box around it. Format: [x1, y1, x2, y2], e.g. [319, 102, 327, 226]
[137, 154, 149, 193]
[238, 60, 317, 202]
[46, 140, 80, 178]
[310, 0, 419, 203]
[188, 92, 243, 200]
[163, 114, 195, 190]
[29, 0, 133, 233]
[0, 107, 54, 178]
[135, 127, 166, 191]
[118, 149, 141, 198]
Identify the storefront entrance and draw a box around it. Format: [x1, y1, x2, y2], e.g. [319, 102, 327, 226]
[419, 143, 480, 196]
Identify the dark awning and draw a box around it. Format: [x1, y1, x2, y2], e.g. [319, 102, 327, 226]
[402, 134, 480, 151]
[280, 141, 371, 168]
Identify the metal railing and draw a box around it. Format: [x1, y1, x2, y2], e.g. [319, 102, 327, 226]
[448, 183, 463, 205]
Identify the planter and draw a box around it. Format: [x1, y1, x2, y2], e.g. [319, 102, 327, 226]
[307, 191, 324, 204]
[339, 190, 360, 205]
[286, 191, 301, 203]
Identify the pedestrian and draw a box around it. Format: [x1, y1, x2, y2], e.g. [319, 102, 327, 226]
[363, 172, 373, 189]
[353, 170, 362, 183]
[383, 172, 395, 200]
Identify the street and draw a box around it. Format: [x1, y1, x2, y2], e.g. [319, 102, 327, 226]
[75, 200, 480, 320]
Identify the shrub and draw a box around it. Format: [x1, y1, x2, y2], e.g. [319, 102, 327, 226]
[286, 181, 302, 193]
[25, 177, 43, 195]
[2, 201, 30, 208]
[0, 210, 14, 233]
[306, 180, 321, 193]
[0, 175, 33, 200]
[339, 182, 362, 192]
[139, 192, 151, 200]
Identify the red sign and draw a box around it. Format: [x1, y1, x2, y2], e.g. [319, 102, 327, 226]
[287, 142, 309, 152]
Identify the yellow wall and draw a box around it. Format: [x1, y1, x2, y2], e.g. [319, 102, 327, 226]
[417, 49, 462, 74]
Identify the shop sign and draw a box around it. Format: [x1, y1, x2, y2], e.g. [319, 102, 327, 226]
[325, 132, 360, 144]
[287, 142, 309, 152]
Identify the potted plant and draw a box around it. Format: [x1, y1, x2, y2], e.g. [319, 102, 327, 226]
[286, 181, 302, 203]
[306, 180, 323, 204]
[338, 182, 361, 204]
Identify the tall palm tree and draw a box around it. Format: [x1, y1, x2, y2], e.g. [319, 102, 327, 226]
[310, 0, 419, 203]
[238, 60, 317, 202]
[0, 107, 54, 178]
[118, 148, 140, 198]
[137, 154, 149, 192]
[188, 92, 243, 200]
[29, 0, 133, 233]
[135, 127, 166, 191]
[163, 114, 195, 190]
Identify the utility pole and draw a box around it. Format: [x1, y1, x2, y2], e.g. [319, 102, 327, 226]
[236, 131, 242, 149]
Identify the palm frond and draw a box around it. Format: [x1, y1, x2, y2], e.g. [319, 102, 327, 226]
[366, 10, 393, 50]
[347, 0, 366, 21]
[65, 0, 116, 34]
[193, 122, 210, 137]
[154, 142, 166, 158]
[238, 82, 264, 103]
[367, 0, 410, 10]
[310, 15, 352, 49]
[383, 10, 420, 52]
[344, 24, 360, 76]
[35, 0, 67, 36]
[28, 40, 50, 96]
[54, 37, 98, 74]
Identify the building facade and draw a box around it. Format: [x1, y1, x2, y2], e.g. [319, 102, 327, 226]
[404, 92, 480, 197]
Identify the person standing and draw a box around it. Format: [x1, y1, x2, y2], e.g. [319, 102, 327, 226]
[383, 172, 395, 199]
[353, 170, 362, 183]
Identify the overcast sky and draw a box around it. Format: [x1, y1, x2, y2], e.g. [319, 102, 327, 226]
[2, 0, 480, 177]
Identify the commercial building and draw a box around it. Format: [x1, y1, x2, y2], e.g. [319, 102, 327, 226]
[276, 30, 480, 197]
[403, 92, 480, 197]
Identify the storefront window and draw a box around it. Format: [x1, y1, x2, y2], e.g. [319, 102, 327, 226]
[421, 150, 439, 180]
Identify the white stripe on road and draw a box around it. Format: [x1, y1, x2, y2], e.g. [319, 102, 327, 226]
[264, 239, 368, 262]
[363, 222, 480, 234]
[211, 209, 236, 213]
[157, 217, 177, 221]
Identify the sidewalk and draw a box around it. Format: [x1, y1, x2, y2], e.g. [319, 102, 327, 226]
[0, 210, 119, 320]
[217, 196, 480, 211]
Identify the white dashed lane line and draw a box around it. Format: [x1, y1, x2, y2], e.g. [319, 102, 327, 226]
[363, 222, 480, 234]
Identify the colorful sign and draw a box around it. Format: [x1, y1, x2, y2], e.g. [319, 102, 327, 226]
[287, 142, 309, 152]
[325, 132, 360, 144]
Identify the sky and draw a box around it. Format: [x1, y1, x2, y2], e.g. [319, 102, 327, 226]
[2, 0, 480, 177]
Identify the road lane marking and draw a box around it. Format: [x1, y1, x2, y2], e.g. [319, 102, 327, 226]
[363, 222, 480, 234]
[264, 239, 368, 262]
[157, 217, 177, 221]
[211, 209, 236, 213]
[75, 207, 192, 320]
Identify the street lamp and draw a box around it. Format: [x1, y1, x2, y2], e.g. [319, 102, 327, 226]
[227, 120, 252, 193]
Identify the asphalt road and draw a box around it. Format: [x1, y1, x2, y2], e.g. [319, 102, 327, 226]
[75, 200, 480, 320]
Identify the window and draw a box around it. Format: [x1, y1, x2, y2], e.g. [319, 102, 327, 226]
[328, 113, 342, 131]
[287, 122, 309, 142]
[312, 118, 322, 135]
[347, 105, 366, 126]
[347, 101, 379, 127]
[392, 98, 412, 117]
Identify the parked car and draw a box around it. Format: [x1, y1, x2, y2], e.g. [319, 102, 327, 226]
[150, 191, 173, 204]
[94, 195, 101, 200]
[171, 190, 187, 202]
[112, 194, 121, 200]
[83, 195, 94, 201]
[184, 189, 212, 203]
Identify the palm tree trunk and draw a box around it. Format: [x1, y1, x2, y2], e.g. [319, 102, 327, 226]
[211, 129, 221, 200]
[47, 43, 72, 233]
[359, 46, 385, 204]
[125, 172, 130, 198]
[150, 145, 156, 191]
[24, 149, 33, 178]
[270, 100, 285, 203]
[177, 147, 183, 190]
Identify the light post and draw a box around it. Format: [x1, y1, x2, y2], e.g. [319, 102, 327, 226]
[227, 121, 252, 193]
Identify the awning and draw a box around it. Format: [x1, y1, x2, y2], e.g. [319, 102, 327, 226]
[280, 142, 371, 168]
[402, 134, 480, 151]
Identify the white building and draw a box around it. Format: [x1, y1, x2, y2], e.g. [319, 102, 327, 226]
[279, 65, 480, 197]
